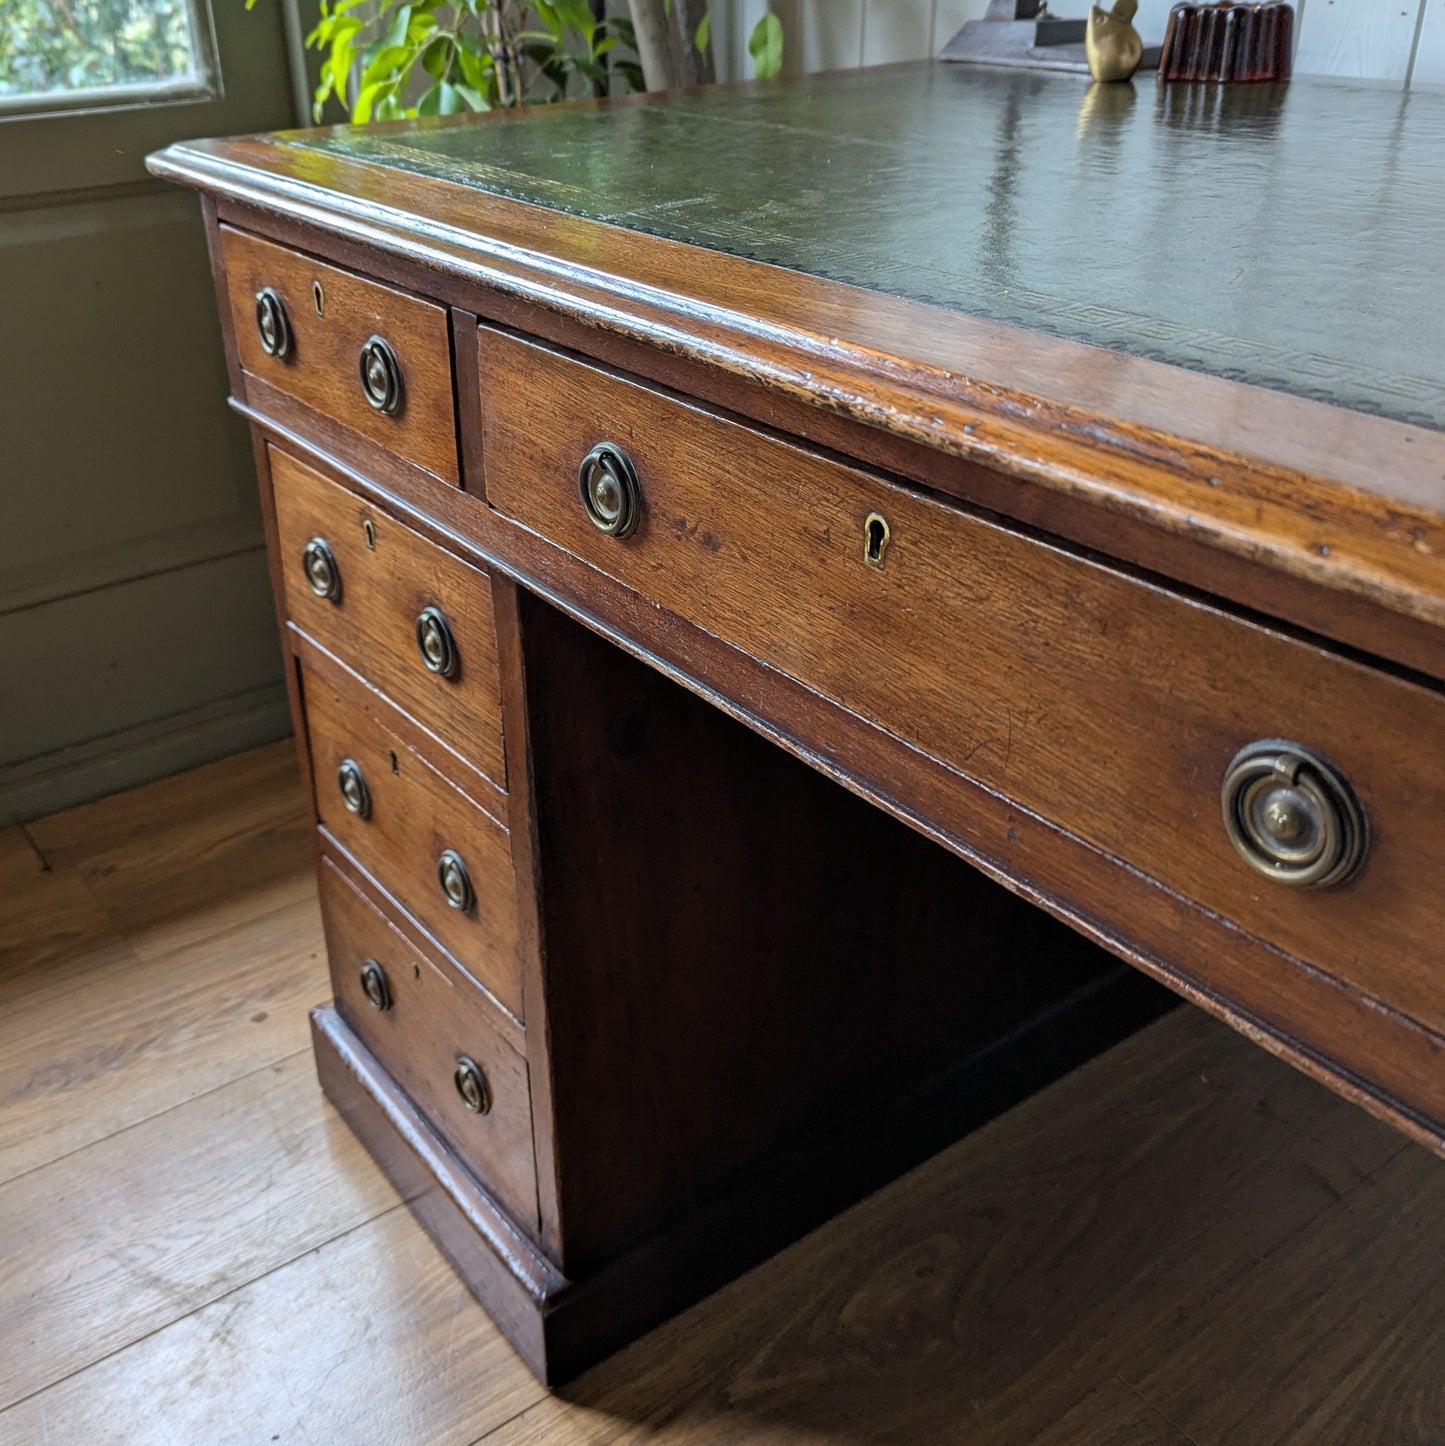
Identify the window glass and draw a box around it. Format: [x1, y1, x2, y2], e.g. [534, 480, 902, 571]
[0, 0, 216, 113]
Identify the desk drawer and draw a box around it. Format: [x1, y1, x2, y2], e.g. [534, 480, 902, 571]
[221, 226, 459, 485]
[303, 666, 522, 1020]
[479, 328, 1445, 1037]
[270, 447, 506, 796]
[319, 857, 537, 1229]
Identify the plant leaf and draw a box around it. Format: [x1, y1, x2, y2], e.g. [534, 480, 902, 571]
[748, 11, 782, 78]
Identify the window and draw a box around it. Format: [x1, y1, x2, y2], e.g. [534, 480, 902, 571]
[0, 0, 220, 116]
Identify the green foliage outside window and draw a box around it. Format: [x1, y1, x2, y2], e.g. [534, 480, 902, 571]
[285, 0, 782, 124]
[0, 0, 202, 99]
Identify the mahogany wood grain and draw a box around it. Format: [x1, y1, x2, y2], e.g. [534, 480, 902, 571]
[220, 225, 460, 485]
[150, 130, 1445, 679]
[481, 329, 1445, 1042]
[289, 621, 508, 828]
[301, 666, 523, 1020]
[233, 403, 1445, 1148]
[486, 1008, 1429, 1446]
[311, 1005, 568, 1380]
[486, 569, 563, 1251]
[230, 228, 1445, 683]
[514, 592, 1167, 1274]
[4, 751, 1439, 1437]
[319, 854, 538, 1232]
[269, 445, 507, 796]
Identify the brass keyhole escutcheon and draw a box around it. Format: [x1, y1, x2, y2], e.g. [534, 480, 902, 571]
[1221, 740, 1367, 889]
[254, 288, 292, 360]
[415, 606, 459, 678]
[358, 335, 403, 415]
[359, 958, 391, 1012]
[363, 517, 376, 551]
[437, 849, 475, 913]
[312, 279, 325, 316]
[337, 758, 371, 819]
[864, 512, 891, 568]
[454, 1056, 491, 1115]
[302, 537, 341, 602]
[579, 442, 642, 539]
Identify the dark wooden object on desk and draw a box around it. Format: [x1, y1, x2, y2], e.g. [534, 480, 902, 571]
[149, 62, 1445, 1384]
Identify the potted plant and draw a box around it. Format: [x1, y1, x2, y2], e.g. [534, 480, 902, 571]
[261, 0, 783, 123]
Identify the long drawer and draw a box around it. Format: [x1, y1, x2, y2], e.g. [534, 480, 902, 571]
[478, 326, 1445, 1038]
[271, 446, 507, 796]
[319, 856, 538, 1229]
[221, 226, 459, 485]
[303, 665, 523, 1020]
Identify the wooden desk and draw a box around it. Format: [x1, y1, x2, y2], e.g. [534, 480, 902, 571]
[150, 64, 1445, 1384]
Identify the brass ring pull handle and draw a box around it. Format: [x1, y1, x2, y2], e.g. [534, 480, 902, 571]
[1221, 740, 1367, 889]
[415, 606, 458, 678]
[302, 537, 341, 602]
[337, 758, 371, 819]
[578, 442, 641, 539]
[437, 849, 475, 913]
[359, 958, 392, 1012]
[255, 288, 292, 360]
[358, 335, 403, 415]
[454, 1056, 491, 1114]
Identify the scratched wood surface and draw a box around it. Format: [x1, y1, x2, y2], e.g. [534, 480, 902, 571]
[0, 745, 1440, 1442]
[150, 73, 1445, 685]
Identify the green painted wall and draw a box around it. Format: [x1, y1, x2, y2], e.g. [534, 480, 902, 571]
[0, 0, 303, 824]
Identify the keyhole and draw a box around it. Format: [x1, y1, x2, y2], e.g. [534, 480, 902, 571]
[389, 749, 399, 775]
[864, 512, 891, 568]
[312, 279, 325, 316]
[363, 517, 376, 550]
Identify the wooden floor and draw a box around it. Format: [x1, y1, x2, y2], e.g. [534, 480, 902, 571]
[0, 742, 1440, 1445]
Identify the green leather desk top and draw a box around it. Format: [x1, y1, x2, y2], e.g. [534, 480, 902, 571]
[291, 64, 1445, 433]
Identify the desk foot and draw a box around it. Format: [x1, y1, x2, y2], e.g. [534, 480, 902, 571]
[313, 969, 1171, 1385]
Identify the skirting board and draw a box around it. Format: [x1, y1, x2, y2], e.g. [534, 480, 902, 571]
[0, 681, 291, 826]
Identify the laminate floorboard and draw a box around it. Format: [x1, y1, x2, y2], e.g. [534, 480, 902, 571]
[0, 746, 1440, 1444]
[0, 1208, 541, 1446]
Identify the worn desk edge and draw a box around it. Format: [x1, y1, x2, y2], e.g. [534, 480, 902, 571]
[148, 135, 1445, 679]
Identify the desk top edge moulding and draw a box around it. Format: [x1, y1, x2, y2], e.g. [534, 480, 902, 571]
[149, 62, 1445, 1385]
[152, 66, 1445, 680]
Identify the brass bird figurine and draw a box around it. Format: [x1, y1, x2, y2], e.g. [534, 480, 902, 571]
[1086, 0, 1144, 82]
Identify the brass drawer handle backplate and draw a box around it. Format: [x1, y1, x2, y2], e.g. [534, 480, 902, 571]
[415, 606, 459, 678]
[437, 848, 475, 913]
[302, 537, 341, 602]
[579, 442, 642, 539]
[454, 1055, 491, 1114]
[1221, 740, 1367, 889]
[359, 958, 392, 1011]
[255, 287, 292, 360]
[359, 335, 403, 415]
[337, 758, 371, 819]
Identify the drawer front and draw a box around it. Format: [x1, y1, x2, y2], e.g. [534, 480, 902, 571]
[271, 447, 506, 795]
[303, 667, 523, 1020]
[221, 226, 459, 485]
[318, 857, 537, 1229]
[479, 328, 1445, 1036]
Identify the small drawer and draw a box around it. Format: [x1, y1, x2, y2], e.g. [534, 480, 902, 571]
[271, 447, 506, 796]
[479, 326, 1445, 1039]
[319, 857, 537, 1230]
[303, 666, 523, 1020]
[221, 226, 459, 485]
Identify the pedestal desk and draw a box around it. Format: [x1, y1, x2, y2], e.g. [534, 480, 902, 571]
[150, 65, 1445, 1383]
